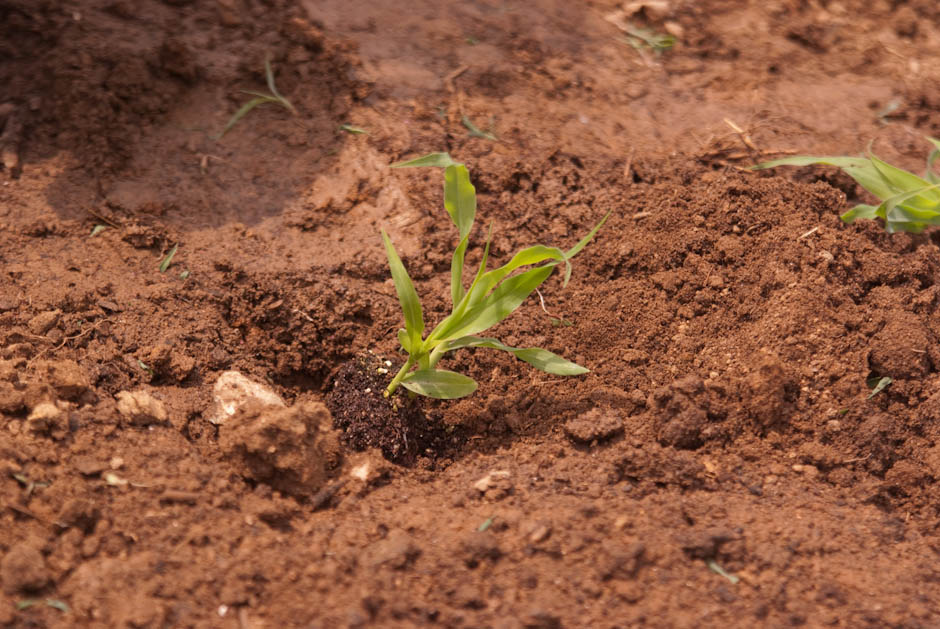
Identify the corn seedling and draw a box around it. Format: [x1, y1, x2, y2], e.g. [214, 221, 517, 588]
[753, 137, 940, 233]
[381, 152, 607, 400]
[216, 58, 297, 139]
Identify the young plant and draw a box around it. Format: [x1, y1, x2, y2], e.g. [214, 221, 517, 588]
[215, 57, 297, 140]
[381, 153, 608, 400]
[753, 137, 940, 233]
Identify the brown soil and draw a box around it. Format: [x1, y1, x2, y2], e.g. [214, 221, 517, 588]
[3, 0, 940, 627]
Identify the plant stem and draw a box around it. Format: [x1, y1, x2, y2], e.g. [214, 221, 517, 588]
[385, 356, 415, 397]
[428, 344, 448, 369]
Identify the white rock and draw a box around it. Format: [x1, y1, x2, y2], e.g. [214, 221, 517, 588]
[208, 371, 285, 425]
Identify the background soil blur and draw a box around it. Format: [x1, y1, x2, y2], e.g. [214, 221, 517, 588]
[2, 0, 940, 627]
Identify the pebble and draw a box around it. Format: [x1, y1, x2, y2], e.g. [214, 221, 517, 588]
[116, 390, 168, 425]
[207, 371, 285, 425]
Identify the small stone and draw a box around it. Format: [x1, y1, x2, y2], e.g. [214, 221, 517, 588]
[473, 470, 511, 492]
[208, 371, 286, 426]
[116, 390, 168, 425]
[27, 310, 61, 335]
[527, 524, 551, 544]
[26, 401, 63, 433]
[0, 543, 50, 593]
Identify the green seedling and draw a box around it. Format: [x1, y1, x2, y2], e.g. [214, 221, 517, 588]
[753, 137, 940, 233]
[706, 558, 739, 585]
[17, 599, 70, 613]
[90, 224, 107, 237]
[462, 115, 498, 141]
[216, 58, 297, 139]
[339, 124, 368, 135]
[382, 152, 607, 399]
[159, 243, 179, 273]
[866, 375, 892, 399]
[620, 25, 676, 54]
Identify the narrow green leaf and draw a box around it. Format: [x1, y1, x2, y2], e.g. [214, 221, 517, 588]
[869, 155, 940, 205]
[465, 245, 566, 307]
[451, 235, 469, 307]
[339, 124, 369, 134]
[263, 57, 295, 113]
[840, 204, 881, 223]
[397, 328, 413, 354]
[44, 599, 70, 613]
[754, 155, 898, 201]
[446, 336, 589, 375]
[16, 600, 38, 610]
[391, 153, 459, 169]
[443, 164, 476, 237]
[401, 369, 478, 399]
[562, 212, 610, 285]
[90, 224, 107, 237]
[867, 376, 892, 399]
[926, 137, 940, 183]
[462, 115, 498, 141]
[216, 97, 273, 139]
[159, 244, 179, 273]
[382, 230, 425, 350]
[440, 265, 554, 341]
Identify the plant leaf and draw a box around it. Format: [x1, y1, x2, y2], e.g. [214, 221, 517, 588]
[562, 211, 610, 285]
[216, 97, 273, 139]
[159, 244, 179, 273]
[840, 204, 880, 223]
[451, 235, 470, 307]
[443, 164, 476, 238]
[464, 245, 567, 308]
[753, 155, 899, 201]
[462, 115, 498, 141]
[391, 153, 459, 169]
[401, 369, 478, 399]
[339, 124, 368, 134]
[446, 336, 588, 375]
[439, 265, 554, 341]
[382, 230, 425, 351]
[867, 376, 892, 399]
[926, 137, 940, 183]
[263, 57, 295, 113]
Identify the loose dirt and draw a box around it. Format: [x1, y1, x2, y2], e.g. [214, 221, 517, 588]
[2, 0, 940, 627]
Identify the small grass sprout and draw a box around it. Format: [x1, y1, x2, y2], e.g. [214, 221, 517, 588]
[753, 137, 940, 233]
[381, 153, 608, 400]
[216, 57, 296, 140]
[620, 25, 676, 54]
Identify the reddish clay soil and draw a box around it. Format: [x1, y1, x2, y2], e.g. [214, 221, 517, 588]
[3, 0, 940, 627]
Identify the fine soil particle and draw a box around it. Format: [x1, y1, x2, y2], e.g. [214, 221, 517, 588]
[4, 0, 940, 626]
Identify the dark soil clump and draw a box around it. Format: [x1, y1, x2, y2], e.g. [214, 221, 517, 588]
[326, 354, 465, 465]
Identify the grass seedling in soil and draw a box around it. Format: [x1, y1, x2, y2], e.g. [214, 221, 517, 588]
[339, 124, 368, 135]
[159, 243, 178, 272]
[462, 115, 498, 141]
[215, 58, 297, 140]
[17, 599, 70, 613]
[753, 137, 940, 233]
[866, 375, 892, 399]
[620, 25, 676, 54]
[382, 152, 608, 399]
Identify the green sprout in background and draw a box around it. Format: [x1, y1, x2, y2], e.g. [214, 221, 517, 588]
[620, 25, 676, 54]
[754, 137, 940, 234]
[216, 57, 297, 140]
[381, 152, 608, 399]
